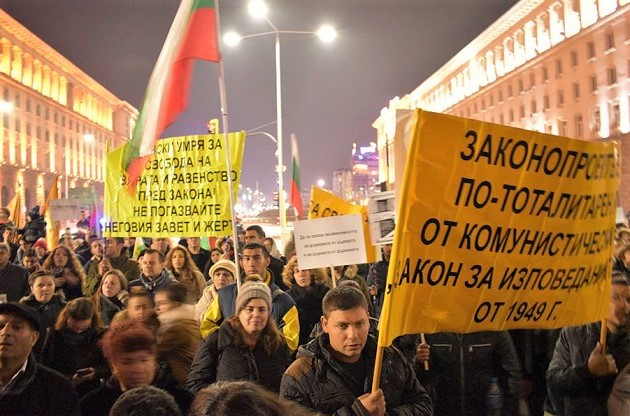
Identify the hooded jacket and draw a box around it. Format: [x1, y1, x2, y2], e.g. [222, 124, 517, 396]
[0, 354, 80, 416]
[280, 334, 433, 416]
[156, 304, 201, 385]
[187, 319, 290, 394]
[21, 206, 46, 242]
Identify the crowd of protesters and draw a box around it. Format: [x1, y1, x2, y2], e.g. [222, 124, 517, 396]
[0, 208, 630, 415]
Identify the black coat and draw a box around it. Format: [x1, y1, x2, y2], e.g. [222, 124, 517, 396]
[280, 334, 433, 416]
[287, 284, 329, 348]
[42, 328, 109, 396]
[0, 354, 80, 416]
[21, 295, 66, 361]
[546, 322, 630, 416]
[412, 331, 521, 416]
[187, 319, 290, 394]
[80, 366, 193, 416]
[0, 262, 29, 302]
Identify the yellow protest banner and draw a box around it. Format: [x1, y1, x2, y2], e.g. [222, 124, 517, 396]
[308, 186, 377, 263]
[378, 110, 620, 347]
[103, 133, 246, 237]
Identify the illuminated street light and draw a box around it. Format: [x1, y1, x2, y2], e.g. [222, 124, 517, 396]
[225, 0, 336, 248]
[317, 179, 325, 188]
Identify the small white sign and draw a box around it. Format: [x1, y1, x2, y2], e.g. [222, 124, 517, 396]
[294, 214, 367, 270]
[49, 199, 82, 222]
[367, 190, 396, 245]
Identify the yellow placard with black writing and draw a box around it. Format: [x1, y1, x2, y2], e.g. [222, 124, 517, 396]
[308, 186, 377, 263]
[378, 110, 620, 346]
[103, 133, 246, 237]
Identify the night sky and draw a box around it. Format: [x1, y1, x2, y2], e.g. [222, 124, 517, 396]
[0, 0, 518, 197]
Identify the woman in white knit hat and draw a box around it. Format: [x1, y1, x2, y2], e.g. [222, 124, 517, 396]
[187, 276, 290, 394]
[194, 259, 237, 321]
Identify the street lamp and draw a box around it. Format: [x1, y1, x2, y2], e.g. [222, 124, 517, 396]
[225, 0, 336, 248]
[317, 179, 326, 188]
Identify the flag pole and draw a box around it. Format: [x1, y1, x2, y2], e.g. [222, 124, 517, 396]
[215, 0, 241, 291]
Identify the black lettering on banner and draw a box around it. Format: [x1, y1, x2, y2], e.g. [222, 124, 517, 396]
[397, 258, 461, 287]
[473, 302, 504, 323]
[420, 219, 457, 246]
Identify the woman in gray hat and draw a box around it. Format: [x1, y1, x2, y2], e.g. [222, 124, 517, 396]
[187, 276, 290, 394]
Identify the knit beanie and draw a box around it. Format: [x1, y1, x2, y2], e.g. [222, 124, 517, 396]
[235, 280, 272, 312]
[209, 259, 237, 280]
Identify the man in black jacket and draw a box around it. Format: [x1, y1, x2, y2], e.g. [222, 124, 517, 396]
[280, 285, 432, 416]
[245, 225, 288, 290]
[0, 302, 80, 415]
[546, 274, 630, 416]
[0, 243, 29, 303]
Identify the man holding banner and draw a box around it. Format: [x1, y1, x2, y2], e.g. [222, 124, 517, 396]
[280, 285, 432, 415]
[546, 274, 630, 416]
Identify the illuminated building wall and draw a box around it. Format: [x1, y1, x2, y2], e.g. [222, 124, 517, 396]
[374, 0, 630, 211]
[0, 9, 137, 211]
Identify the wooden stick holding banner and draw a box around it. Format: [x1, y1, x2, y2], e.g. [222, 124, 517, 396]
[420, 333, 429, 371]
[331, 265, 337, 288]
[600, 319, 607, 354]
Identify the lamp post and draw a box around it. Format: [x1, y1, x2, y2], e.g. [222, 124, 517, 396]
[224, 0, 336, 248]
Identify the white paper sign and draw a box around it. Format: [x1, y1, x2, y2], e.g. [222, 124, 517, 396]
[49, 199, 82, 222]
[293, 214, 367, 270]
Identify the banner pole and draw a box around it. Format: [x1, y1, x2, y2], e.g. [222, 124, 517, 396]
[600, 319, 607, 354]
[371, 345, 384, 392]
[420, 333, 429, 370]
[331, 265, 336, 288]
[215, 0, 240, 291]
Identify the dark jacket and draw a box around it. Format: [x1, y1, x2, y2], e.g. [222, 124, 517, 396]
[409, 331, 521, 416]
[0, 262, 29, 302]
[97, 294, 120, 328]
[41, 328, 109, 396]
[546, 322, 630, 416]
[128, 268, 173, 300]
[187, 319, 290, 394]
[20, 294, 66, 361]
[21, 206, 46, 242]
[80, 365, 193, 416]
[0, 354, 80, 416]
[280, 334, 433, 416]
[287, 283, 329, 348]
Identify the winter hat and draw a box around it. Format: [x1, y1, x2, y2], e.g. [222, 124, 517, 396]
[235, 279, 272, 312]
[33, 238, 47, 251]
[209, 259, 237, 280]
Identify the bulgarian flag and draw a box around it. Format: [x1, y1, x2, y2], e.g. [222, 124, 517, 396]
[124, 0, 221, 184]
[289, 134, 303, 217]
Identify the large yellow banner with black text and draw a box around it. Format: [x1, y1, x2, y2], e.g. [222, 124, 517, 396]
[308, 186, 377, 263]
[378, 110, 620, 347]
[103, 133, 246, 237]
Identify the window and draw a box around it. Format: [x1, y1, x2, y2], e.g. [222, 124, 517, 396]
[611, 102, 620, 129]
[589, 75, 597, 92]
[25, 99, 30, 112]
[543, 95, 550, 110]
[607, 67, 617, 85]
[519, 105, 525, 118]
[489, 94, 494, 106]
[509, 109, 514, 122]
[593, 108, 600, 132]
[498, 89, 503, 102]
[587, 41, 595, 59]
[559, 120, 568, 136]
[542, 66, 548, 82]
[531, 99, 537, 113]
[2, 87, 8, 101]
[557, 90, 564, 106]
[556, 59, 563, 77]
[518, 79, 524, 92]
[570, 50, 578, 67]
[26, 123, 30, 136]
[572, 82, 580, 99]
[61, 115, 65, 128]
[575, 114, 583, 138]
[14, 94, 20, 108]
[508, 84, 513, 98]
[499, 114, 504, 124]
[15, 119, 20, 132]
[605, 32, 615, 50]
[35, 103, 40, 117]
[529, 73, 535, 88]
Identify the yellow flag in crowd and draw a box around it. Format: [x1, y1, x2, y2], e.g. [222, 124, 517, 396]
[308, 186, 377, 263]
[377, 110, 620, 347]
[44, 176, 61, 250]
[7, 191, 24, 230]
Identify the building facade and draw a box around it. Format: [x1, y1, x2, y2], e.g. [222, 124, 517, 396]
[374, 0, 630, 211]
[0, 9, 136, 211]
